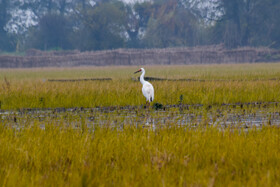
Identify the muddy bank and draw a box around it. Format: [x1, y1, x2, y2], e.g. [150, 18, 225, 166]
[1, 46, 280, 68]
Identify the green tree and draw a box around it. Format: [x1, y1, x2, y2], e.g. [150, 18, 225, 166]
[143, 0, 200, 48]
[0, 0, 15, 51]
[124, 2, 153, 48]
[73, 0, 126, 50]
[210, 0, 280, 48]
[26, 14, 73, 50]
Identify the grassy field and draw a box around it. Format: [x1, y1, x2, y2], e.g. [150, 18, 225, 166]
[1, 63, 280, 186]
[0, 124, 280, 186]
[1, 64, 280, 109]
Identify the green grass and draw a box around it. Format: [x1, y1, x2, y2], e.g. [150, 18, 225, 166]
[1, 64, 280, 109]
[2, 63, 280, 81]
[1, 63, 280, 186]
[0, 124, 279, 186]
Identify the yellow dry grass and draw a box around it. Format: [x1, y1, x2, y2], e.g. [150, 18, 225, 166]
[0, 63, 280, 186]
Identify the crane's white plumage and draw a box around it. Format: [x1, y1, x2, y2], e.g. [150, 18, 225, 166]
[134, 68, 154, 103]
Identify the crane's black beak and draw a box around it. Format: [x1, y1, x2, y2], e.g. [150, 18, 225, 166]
[134, 69, 141, 74]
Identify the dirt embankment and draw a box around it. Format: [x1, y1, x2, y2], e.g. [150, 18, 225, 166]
[0, 46, 280, 68]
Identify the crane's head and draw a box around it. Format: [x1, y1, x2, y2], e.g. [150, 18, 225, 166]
[134, 68, 144, 74]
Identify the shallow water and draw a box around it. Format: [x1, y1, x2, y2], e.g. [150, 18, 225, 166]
[1, 104, 280, 130]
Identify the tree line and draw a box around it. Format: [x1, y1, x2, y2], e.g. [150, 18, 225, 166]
[1, 0, 280, 52]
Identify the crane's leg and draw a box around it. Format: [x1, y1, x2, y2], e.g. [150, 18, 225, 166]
[146, 101, 150, 109]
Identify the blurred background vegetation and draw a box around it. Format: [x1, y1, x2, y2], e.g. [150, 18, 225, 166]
[0, 0, 280, 53]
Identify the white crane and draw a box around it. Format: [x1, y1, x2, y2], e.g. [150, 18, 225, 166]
[134, 68, 154, 107]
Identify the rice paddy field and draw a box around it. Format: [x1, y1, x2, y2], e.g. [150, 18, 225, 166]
[1, 63, 280, 186]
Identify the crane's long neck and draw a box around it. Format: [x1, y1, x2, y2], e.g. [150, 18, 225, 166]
[140, 70, 146, 85]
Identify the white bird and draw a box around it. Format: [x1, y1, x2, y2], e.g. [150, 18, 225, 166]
[134, 68, 154, 107]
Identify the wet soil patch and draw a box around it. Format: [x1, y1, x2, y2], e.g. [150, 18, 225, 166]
[2, 104, 280, 130]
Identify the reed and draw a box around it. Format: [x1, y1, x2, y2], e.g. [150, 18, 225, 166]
[0, 63, 280, 186]
[1, 64, 280, 109]
[0, 123, 279, 186]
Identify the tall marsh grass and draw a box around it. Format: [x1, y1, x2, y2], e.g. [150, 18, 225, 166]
[0, 124, 279, 186]
[1, 64, 280, 186]
[1, 63, 280, 109]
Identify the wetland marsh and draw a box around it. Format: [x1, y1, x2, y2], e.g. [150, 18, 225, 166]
[1, 64, 280, 186]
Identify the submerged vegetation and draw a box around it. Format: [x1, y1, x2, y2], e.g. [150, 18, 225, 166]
[1, 63, 280, 186]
